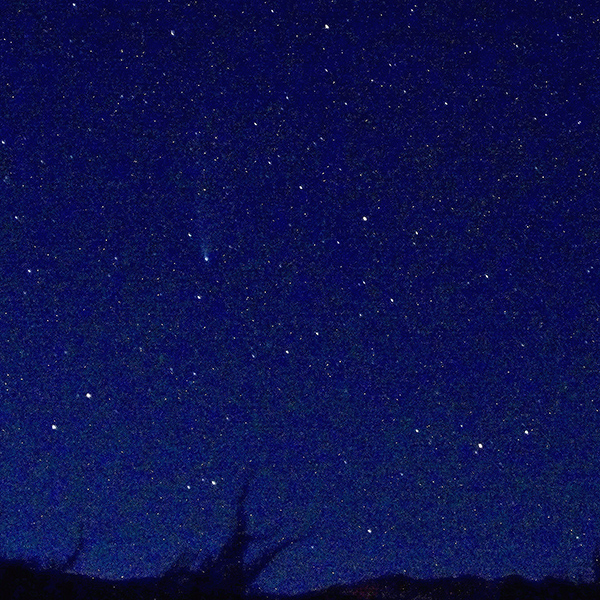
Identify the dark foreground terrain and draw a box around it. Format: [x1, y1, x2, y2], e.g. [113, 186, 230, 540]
[4, 480, 599, 599]
[2, 561, 600, 600]
[287, 572, 600, 600]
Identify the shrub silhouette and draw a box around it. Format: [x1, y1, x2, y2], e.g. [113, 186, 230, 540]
[0, 472, 310, 599]
[6, 475, 600, 599]
[159, 474, 310, 598]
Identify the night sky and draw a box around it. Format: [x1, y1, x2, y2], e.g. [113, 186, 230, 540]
[1, 0, 600, 596]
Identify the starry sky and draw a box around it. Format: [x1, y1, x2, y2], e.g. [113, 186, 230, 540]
[1, 0, 600, 596]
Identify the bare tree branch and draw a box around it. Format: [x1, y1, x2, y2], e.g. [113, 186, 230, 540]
[162, 468, 315, 597]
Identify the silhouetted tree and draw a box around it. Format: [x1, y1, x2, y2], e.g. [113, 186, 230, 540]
[162, 470, 311, 598]
[0, 471, 312, 599]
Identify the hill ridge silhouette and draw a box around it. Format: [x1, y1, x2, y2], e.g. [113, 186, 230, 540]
[2, 476, 600, 599]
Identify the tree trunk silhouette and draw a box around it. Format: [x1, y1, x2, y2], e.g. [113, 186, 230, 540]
[164, 471, 311, 598]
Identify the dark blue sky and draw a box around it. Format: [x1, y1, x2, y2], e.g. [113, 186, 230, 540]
[1, 0, 600, 595]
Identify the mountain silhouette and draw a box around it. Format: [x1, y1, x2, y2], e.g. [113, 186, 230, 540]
[2, 476, 600, 599]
